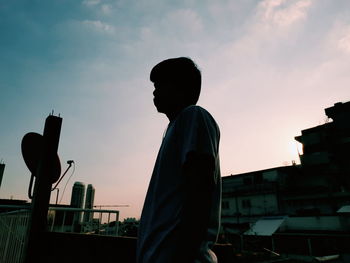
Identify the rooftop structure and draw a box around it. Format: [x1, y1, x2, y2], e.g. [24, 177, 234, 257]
[222, 101, 350, 240]
[70, 182, 85, 223]
[83, 184, 95, 223]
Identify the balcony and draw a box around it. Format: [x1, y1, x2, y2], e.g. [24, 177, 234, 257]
[0, 205, 119, 263]
[223, 182, 278, 197]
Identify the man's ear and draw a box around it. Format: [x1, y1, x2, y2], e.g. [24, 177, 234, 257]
[177, 88, 190, 106]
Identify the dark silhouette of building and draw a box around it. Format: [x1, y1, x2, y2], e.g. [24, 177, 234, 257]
[83, 184, 95, 223]
[70, 182, 85, 208]
[290, 101, 350, 214]
[70, 182, 85, 223]
[222, 102, 350, 241]
[295, 101, 350, 193]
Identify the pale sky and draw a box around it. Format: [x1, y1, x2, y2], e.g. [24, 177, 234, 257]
[1, 0, 349, 219]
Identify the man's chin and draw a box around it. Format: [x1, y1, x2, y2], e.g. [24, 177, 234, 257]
[155, 107, 166, 114]
[154, 103, 166, 113]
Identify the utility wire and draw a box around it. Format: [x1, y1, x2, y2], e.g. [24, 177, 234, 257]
[59, 162, 75, 204]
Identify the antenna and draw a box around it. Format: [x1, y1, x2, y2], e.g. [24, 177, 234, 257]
[93, 205, 130, 209]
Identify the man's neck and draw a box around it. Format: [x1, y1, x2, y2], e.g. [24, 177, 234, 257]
[166, 104, 189, 122]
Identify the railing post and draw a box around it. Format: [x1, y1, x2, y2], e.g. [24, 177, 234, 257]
[71, 212, 75, 232]
[3, 216, 14, 261]
[61, 211, 66, 232]
[24, 115, 62, 263]
[50, 210, 56, 232]
[308, 238, 313, 256]
[115, 212, 119, 236]
[99, 212, 102, 234]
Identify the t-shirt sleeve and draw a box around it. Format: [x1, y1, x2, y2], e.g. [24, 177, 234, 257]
[176, 106, 220, 166]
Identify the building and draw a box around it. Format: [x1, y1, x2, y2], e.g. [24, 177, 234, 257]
[291, 101, 350, 214]
[222, 165, 299, 228]
[223, 101, 350, 221]
[221, 101, 350, 256]
[70, 182, 85, 223]
[295, 101, 350, 192]
[83, 184, 95, 223]
[70, 181, 86, 208]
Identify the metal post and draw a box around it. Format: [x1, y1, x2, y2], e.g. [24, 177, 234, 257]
[24, 115, 62, 263]
[50, 211, 56, 232]
[71, 212, 77, 232]
[307, 238, 313, 256]
[61, 211, 66, 232]
[99, 212, 102, 234]
[115, 211, 119, 236]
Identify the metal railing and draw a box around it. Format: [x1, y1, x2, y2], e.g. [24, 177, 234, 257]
[0, 205, 119, 263]
[48, 207, 119, 235]
[0, 209, 30, 263]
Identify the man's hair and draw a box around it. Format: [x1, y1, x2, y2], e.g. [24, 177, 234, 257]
[150, 57, 201, 105]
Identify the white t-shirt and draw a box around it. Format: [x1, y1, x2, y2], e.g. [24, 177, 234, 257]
[137, 105, 221, 263]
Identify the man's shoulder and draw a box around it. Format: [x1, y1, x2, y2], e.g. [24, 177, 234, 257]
[177, 105, 220, 131]
[180, 105, 212, 119]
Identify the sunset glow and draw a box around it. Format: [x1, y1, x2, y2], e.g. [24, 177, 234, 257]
[0, 0, 349, 219]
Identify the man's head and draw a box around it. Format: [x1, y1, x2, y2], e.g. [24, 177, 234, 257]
[150, 57, 201, 116]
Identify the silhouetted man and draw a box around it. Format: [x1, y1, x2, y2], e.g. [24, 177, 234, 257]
[137, 57, 221, 263]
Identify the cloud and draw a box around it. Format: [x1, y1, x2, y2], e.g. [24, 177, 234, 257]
[82, 0, 114, 16]
[101, 4, 112, 14]
[82, 0, 101, 6]
[216, 0, 313, 59]
[338, 32, 350, 53]
[119, 8, 206, 61]
[136, 8, 204, 45]
[164, 9, 203, 34]
[258, 0, 312, 28]
[333, 23, 350, 54]
[82, 20, 115, 34]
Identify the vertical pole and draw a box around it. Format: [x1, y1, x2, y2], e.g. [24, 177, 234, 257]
[24, 115, 62, 263]
[61, 211, 66, 232]
[116, 211, 119, 237]
[50, 209, 56, 232]
[240, 234, 244, 252]
[99, 212, 102, 234]
[71, 212, 75, 232]
[235, 196, 240, 224]
[307, 238, 313, 256]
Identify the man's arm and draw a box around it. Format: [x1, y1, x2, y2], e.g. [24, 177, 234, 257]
[174, 151, 215, 263]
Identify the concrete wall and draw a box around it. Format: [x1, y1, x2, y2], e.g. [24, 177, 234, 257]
[37, 232, 237, 263]
[285, 215, 350, 231]
[262, 170, 278, 182]
[41, 232, 137, 263]
[222, 193, 279, 217]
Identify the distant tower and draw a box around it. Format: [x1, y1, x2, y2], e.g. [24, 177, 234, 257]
[70, 182, 85, 223]
[0, 162, 4, 190]
[83, 184, 95, 222]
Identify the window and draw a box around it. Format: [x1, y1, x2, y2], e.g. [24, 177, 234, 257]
[242, 199, 251, 208]
[243, 177, 253, 185]
[255, 173, 263, 184]
[222, 201, 230, 210]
